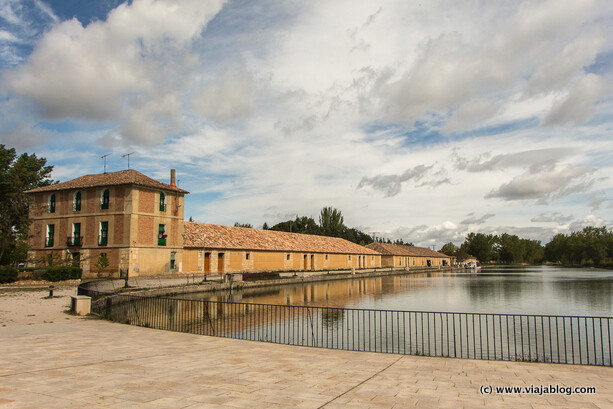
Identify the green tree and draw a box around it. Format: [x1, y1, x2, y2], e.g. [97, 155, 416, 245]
[522, 239, 545, 264]
[460, 232, 496, 263]
[0, 145, 54, 265]
[270, 216, 320, 235]
[545, 233, 567, 263]
[440, 242, 458, 256]
[234, 222, 253, 228]
[95, 253, 109, 278]
[497, 233, 525, 264]
[319, 206, 345, 237]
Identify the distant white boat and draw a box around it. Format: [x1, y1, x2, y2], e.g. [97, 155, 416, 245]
[465, 261, 481, 271]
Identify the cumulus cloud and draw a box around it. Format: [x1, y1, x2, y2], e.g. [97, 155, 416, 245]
[357, 164, 450, 197]
[568, 214, 605, 231]
[485, 163, 596, 202]
[370, 0, 606, 131]
[3, 0, 226, 143]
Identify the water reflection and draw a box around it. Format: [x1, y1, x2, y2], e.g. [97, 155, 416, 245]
[185, 266, 613, 316]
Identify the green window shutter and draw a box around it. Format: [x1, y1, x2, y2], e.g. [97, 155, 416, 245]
[170, 252, 176, 269]
[158, 224, 166, 246]
[73, 223, 81, 245]
[46, 225, 54, 247]
[74, 191, 81, 211]
[49, 194, 55, 213]
[101, 189, 109, 209]
[99, 221, 108, 245]
[159, 192, 166, 212]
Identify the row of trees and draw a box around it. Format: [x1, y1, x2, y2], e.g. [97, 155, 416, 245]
[545, 227, 613, 267]
[440, 227, 613, 267]
[441, 233, 545, 264]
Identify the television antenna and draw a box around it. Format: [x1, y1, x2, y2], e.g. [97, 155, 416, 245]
[122, 152, 135, 169]
[101, 153, 112, 173]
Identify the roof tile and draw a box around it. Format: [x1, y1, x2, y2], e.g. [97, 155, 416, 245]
[365, 242, 449, 258]
[184, 222, 380, 255]
[25, 169, 188, 194]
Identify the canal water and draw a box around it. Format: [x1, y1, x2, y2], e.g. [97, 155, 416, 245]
[201, 266, 613, 317]
[112, 266, 611, 364]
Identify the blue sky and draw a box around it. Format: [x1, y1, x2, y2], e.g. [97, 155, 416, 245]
[1, 0, 612, 247]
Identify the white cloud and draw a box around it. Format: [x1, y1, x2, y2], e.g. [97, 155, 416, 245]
[485, 164, 596, 202]
[3, 0, 226, 142]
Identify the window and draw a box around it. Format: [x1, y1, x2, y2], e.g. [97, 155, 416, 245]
[49, 194, 56, 213]
[158, 224, 166, 246]
[371, 256, 375, 261]
[71, 252, 80, 267]
[159, 192, 166, 212]
[348, 255, 351, 261]
[45, 224, 54, 247]
[69, 223, 82, 246]
[73, 191, 81, 211]
[245, 252, 250, 260]
[170, 252, 176, 270]
[286, 254, 290, 261]
[99, 221, 108, 245]
[101, 189, 109, 209]
[325, 254, 328, 260]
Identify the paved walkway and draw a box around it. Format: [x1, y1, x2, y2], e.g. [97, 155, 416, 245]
[1, 317, 611, 408]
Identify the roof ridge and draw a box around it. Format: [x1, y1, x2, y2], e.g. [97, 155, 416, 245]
[25, 169, 189, 194]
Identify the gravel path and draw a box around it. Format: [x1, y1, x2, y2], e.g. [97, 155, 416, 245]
[0, 281, 81, 326]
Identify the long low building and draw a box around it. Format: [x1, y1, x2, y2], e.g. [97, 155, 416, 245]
[365, 242, 452, 268]
[183, 222, 382, 275]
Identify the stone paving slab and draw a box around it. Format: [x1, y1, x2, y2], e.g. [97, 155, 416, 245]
[0, 319, 611, 408]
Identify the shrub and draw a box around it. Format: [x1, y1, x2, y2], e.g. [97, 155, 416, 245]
[41, 266, 82, 282]
[0, 266, 18, 283]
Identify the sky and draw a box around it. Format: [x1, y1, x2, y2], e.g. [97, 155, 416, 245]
[1, 0, 612, 248]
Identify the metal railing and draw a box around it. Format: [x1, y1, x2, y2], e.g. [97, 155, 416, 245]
[82, 286, 612, 366]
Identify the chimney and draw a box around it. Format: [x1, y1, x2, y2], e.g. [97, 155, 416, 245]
[170, 169, 177, 188]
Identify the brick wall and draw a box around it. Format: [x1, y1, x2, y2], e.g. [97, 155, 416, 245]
[138, 189, 154, 213]
[137, 215, 154, 245]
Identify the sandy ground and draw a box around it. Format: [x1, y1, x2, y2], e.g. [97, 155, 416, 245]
[0, 281, 81, 326]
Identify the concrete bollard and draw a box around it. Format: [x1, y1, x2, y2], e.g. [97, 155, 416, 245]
[71, 295, 91, 316]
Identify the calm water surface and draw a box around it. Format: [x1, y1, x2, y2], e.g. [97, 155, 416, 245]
[207, 266, 613, 316]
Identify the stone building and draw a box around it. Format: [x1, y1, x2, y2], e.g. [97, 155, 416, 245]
[182, 222, 382, 276]
[365, 242, 452, 268]
[25, 169, 188, 277]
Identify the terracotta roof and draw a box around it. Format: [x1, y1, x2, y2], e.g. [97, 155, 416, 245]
[25, 169, 189, 194]
[365, 242, 449, 258]
[184, 222, 380, 255]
